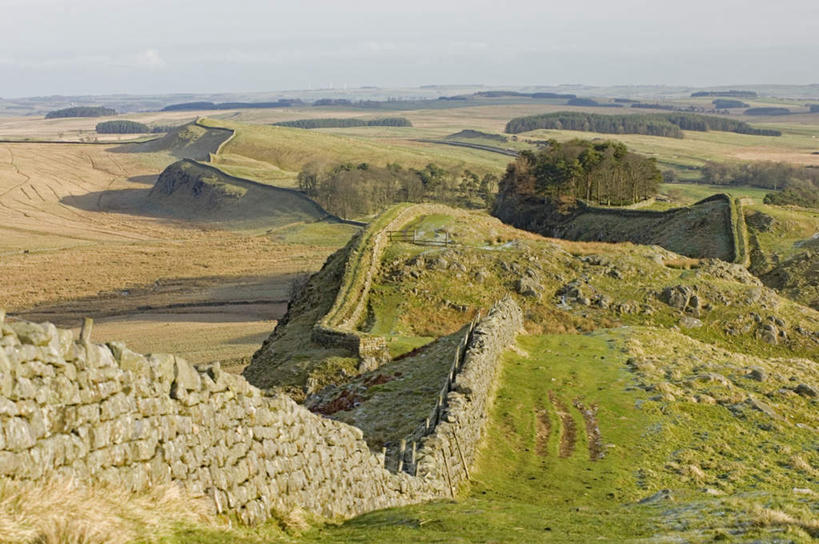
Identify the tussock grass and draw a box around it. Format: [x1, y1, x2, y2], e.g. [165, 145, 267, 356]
[0, 478, 212, 544]
[752, 506, 819, 538]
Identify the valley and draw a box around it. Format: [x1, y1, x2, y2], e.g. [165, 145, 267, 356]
[0, 86, 817, 544]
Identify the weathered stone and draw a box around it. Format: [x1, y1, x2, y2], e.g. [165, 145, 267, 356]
[794, 383, 817, 398]
[9, 322, 51, 346]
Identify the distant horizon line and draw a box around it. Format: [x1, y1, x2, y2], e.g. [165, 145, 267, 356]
[5, 82, 819, 101]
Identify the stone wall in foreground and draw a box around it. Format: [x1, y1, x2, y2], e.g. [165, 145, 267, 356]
[414, 298, 524, 491]
[0, 298, 522, 523]
[0, 315, 432, 524]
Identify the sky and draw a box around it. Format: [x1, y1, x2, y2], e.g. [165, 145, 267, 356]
[1, 0, 817, 97]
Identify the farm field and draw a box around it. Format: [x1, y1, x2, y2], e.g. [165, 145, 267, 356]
[0, 139, 351, 364]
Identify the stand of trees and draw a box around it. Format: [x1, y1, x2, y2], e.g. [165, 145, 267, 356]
[161, 100, 303, 111]
[691, 90, 757, 98]
[95, 120, 150, 134]
[274, 118, 412, 129]
[700, 160, 819, 207]
[498, 139, 661, 206]
[297, 161, 498, 218]
[45, 106, 116, 119]
[504, 111, 781, 137]
[744, 107, 791, 116]
[713, 99, 749, 109]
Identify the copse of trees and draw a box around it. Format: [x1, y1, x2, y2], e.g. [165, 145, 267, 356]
[498, 139, 661, 206]
[504, 111, 781, 137]
[699, 159, 818, 209]
[701, 159, 818, 190]
[744, 107, 791, 116]
[713, 99, 749, 109]
[161, 100, 303, 111]
[312, 99, 353, 106]
[45, 106, 117, 119]
[505, 112, 683, 138]
[691, 90, 757, 98]
[473, 91, 577, 99]
[274, 117, 412, 129]
[297, 161, 498, 218]
[95, 120, 150, 134]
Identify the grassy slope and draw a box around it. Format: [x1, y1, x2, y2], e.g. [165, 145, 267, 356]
[519, 125, 819, 179]
[303, 329, 817, 543]
[200, 118, 510, 187]
[161, 328, 817, 543]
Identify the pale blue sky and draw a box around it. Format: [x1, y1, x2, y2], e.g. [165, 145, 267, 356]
[1, 0, 816, 97]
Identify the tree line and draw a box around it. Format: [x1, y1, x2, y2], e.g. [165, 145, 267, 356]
[274, 118, 412, 129]
[744, 107, 791, 116]
[691, 90, 757, 98]
[96, 120, 150, 133]
[700, 160, 819, 208]
[161, 100, 304, 111]
[497, 139, 661, 206]
[713, 99, 749, 109]
[297, 161, 498, 218]
[505, 111, 781, 137]
[45, 106, 117, 119]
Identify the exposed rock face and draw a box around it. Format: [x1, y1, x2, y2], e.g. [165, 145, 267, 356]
[492, 193, 738, 262]
[0, 298, 524, 525]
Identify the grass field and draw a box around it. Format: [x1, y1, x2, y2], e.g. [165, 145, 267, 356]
[520, 125, 819, 178]
[200, 118, 511, 187]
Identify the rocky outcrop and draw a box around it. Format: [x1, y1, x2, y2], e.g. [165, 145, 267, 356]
[492, 193, 742, 262]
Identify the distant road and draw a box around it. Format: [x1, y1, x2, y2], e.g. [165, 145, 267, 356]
[415, 139, 520, 157]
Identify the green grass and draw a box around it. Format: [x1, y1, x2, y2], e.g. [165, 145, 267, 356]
[299, 330, 818, 542]
[657, 182, 773, 209]
[520, 124, 819, 178]
[199, 118, 510, 187]
[267, 221, 360, 247]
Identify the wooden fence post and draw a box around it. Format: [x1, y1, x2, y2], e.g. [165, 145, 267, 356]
[453, 427, 470, 481]
[80, 317, 93, 344]
[398, 439, 406, 472]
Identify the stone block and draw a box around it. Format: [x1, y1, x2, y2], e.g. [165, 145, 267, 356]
[4, 416, 35, 451]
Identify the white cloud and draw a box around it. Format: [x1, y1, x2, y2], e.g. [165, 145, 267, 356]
[133, 49, 166, 68]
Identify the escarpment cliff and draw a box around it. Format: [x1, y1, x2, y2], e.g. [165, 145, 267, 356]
[492, 193, 745, 262]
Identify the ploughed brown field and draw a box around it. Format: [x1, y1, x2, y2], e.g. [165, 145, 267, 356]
[0, 141, 340, 366]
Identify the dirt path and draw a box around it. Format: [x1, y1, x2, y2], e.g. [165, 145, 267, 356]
[549, 390, 576, 458]
[573, 398, 605, 461]
[534, 404, 551, 457]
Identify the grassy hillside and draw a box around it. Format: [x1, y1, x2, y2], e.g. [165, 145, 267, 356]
[117, 122, 232, 161]
[150, 205, 817, 543]
[517, 124, 819, 179]
[199, 118, 512, 187]
[146, 159, 342, 229]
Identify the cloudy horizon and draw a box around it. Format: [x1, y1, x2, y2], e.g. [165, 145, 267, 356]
[1, 0, 817, 98]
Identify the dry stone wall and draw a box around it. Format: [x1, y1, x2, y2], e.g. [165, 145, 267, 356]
[414, 298, 524, 491]
[0, 316, 432, 524]
[0, 297, 522, 523]
[312, 203, 454, 368]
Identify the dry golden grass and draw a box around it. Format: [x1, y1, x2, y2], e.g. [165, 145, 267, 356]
[0, 478, 214, 544]
[752, 505, 819, 538]
[0, 111, 206, 142]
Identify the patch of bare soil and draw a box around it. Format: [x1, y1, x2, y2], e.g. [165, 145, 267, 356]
[534, 405, 551, 457]
[573, 398, 605, 461]
[549, 390, 576, 458]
